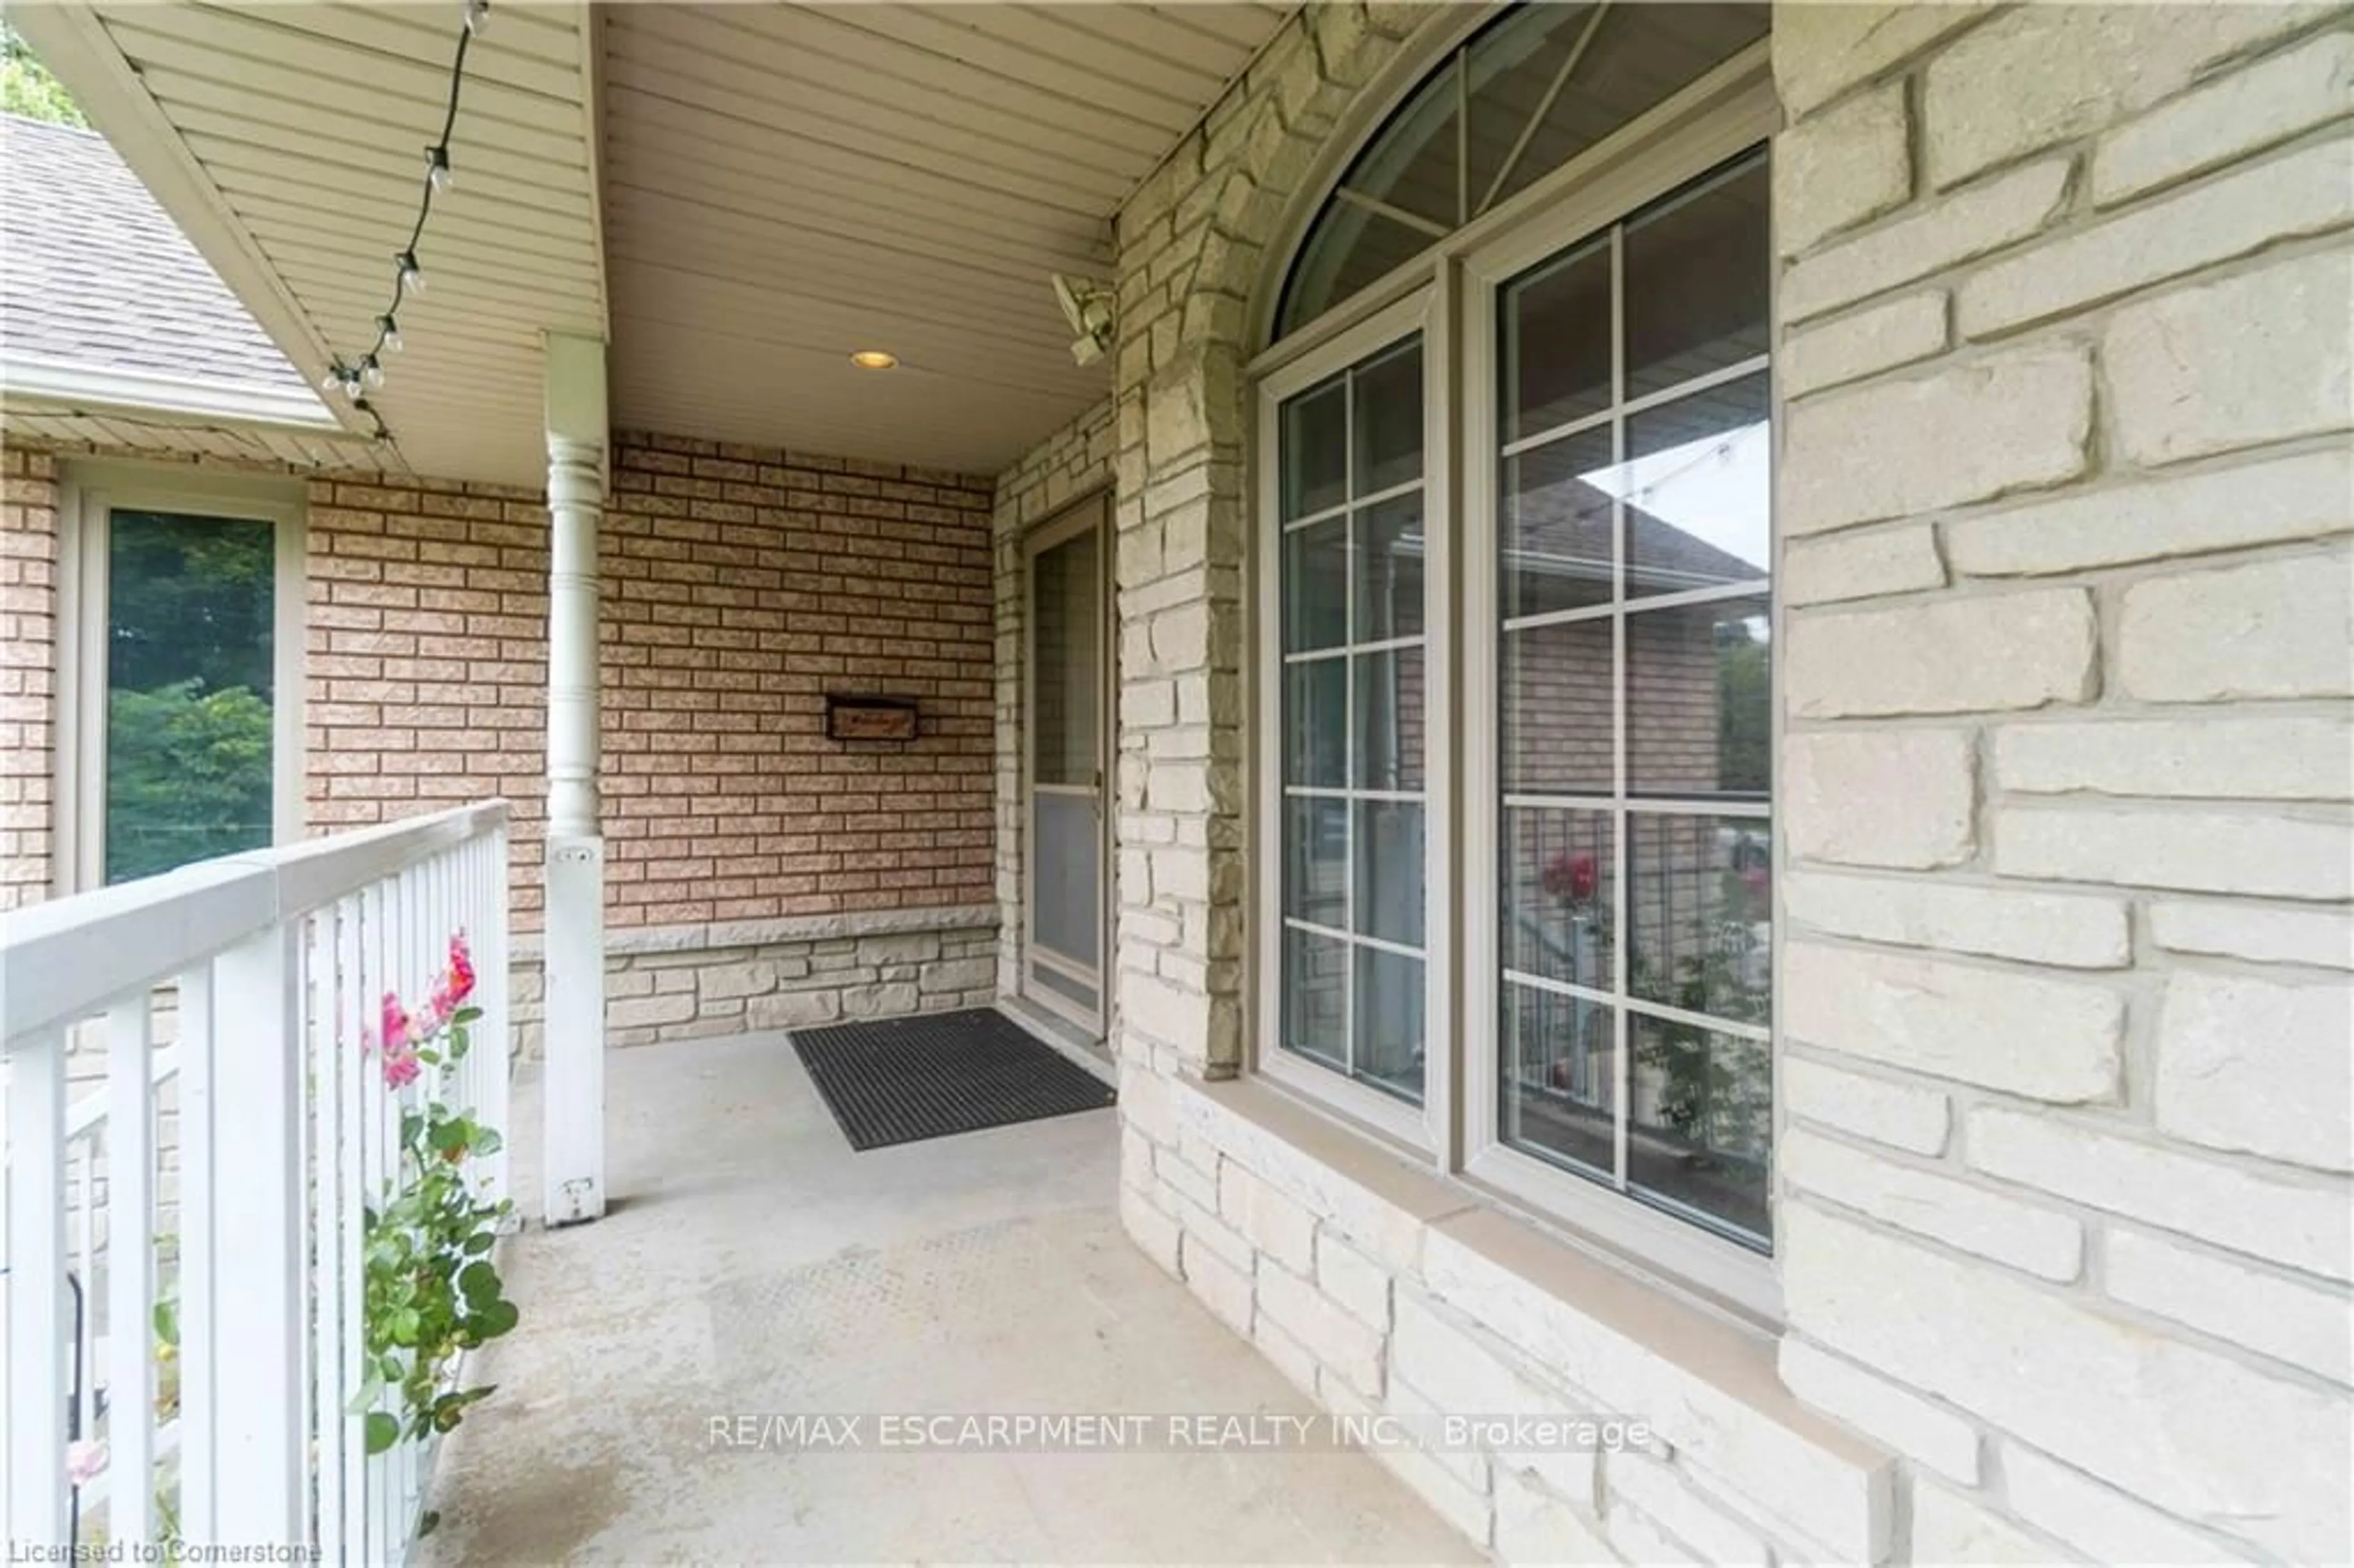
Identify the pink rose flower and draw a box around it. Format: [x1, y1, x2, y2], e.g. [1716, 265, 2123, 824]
[1542, 850, 1599, 904]
[383, 1048, 422, 1090]
[416, 934, 479, 1039]
[66, 1439, 106, 1488]
[446, 932, 476, 1008]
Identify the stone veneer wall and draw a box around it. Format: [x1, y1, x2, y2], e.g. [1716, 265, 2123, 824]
[989, 401, 1116, 1007]
[1769, 6, 2350, 1561]
[1032, 2, 2354, 1564]
[511, 908, 997, 1054]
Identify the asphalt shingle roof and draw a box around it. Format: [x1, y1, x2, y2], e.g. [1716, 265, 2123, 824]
[0, 111, 314, 398]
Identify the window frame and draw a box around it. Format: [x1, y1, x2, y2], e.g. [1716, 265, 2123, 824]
[55, 462, 308, 896]
[1462, 148, 1782, 1317]
[1249, 41, 1786, 1322]
[1254, 286, 1455, 1155]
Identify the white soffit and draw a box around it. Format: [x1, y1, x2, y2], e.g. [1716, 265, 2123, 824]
[15, 1, 608, 490]
[600, 2, 1292, 476]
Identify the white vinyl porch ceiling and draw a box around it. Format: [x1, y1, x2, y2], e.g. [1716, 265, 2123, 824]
[13, 1, 607, 489]
[17, 2, 1295, 487]
[600, 4, 1290, 473]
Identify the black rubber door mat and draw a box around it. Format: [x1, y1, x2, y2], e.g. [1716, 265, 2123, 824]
[789, 1008, 1116, 1151]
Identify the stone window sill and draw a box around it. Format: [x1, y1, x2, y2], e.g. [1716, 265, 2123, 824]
[1179, 1073, 1894, 1562]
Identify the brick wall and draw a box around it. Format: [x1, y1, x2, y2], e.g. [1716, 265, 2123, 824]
[598, 432, 995, 926]
[305, 470, 556, 918]
[0, 444, 59, 910]
[156, 432, 999, 936]
[1772, 6, 2351, 1561]
[4, 429, 1002, 1043]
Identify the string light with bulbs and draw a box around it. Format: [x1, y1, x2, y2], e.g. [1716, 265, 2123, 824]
[319, 0, 490, 444]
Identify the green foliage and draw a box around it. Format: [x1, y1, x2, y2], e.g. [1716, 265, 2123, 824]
[105, 680, 273, 883]
[1715, 621, 1770, 794]
[1631, 853, 1772, 1173]
[101, 511, 279, 883]
[354, 1007, 520, 1458]
[109, 512, 275, 695]
[2, 22, 86, 127]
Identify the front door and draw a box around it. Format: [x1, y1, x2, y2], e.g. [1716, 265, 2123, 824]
[1024, 497, 1110, 1033]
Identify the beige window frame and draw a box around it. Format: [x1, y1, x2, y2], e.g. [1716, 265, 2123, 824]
[55, 462, 308, 896]
[1249, 43, 1785, 1323]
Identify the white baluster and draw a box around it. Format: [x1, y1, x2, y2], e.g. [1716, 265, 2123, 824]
[175, 965, 218, 1546]
[74, 1132, 97, 1448]
[210, 925, 306, 1546]
[394, 862, 422, 1539]
[336, 895, 367, 1561]
[364, 878, 395, 1565]
[104, 998, 156, 1546]
[308, 905, 345, 1562]
[484, 827, 513, 1209]
[4, 1026, 69, 1546]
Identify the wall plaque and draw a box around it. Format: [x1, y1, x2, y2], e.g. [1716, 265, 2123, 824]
[825, 695, 919, 742]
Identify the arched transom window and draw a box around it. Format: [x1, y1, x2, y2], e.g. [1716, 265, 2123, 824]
[1278, 2, 1770, 337]
[1254, 2, 1780, 1312]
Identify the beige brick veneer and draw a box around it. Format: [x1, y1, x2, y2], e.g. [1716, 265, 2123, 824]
[0, 444, 59, 911]
[310, 432, 995, 931]
[1, 428, 1002, 1033]
[1007, 2, 2354, 1563]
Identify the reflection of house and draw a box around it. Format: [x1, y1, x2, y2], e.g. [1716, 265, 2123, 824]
[1499, 459, 1773, 1214]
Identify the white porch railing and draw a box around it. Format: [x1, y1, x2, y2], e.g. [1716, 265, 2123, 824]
[1, 801, 512, 1562]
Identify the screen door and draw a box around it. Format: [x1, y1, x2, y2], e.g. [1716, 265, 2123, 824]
[1025, 498, 1109, 1032]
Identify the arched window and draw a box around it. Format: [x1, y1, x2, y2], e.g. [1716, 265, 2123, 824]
[1254, 3, 1780, 1311]
[1277, 2, 1769, 337]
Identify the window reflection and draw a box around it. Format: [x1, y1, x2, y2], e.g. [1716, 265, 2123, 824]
[1355, 947, 1426, 1103]
[1628, 812, 1773, 1026]
[1501, 807, 1615, 988]
[1625, 158, 1771, 398]
[1278, 337, 1430, 1105]
[105, 510, 276, 884]
[1501, 618, 1613, 795]
[1491, 148, 1775, 1253]
[1629, 596, 1770, 798]
[1503, 425, 1614, 619]
[1501, 986, 1616, 1179]
[1629, 1014, 1770, 1238]
[1611, 372, 1772, 598]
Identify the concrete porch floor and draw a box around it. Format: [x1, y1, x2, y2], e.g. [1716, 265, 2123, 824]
[421, 1028, 1475, 1564]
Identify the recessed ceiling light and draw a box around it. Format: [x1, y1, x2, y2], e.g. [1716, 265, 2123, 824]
[849, 350, 898, 370]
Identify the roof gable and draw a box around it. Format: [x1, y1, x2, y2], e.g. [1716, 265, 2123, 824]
[0, 110, 327, 419]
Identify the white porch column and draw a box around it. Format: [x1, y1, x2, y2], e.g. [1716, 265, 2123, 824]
[541, 331, 608, 1225]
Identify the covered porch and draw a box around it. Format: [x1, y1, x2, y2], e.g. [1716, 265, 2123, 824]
[1, 803, 1465, 1562]
[14, 0, 2347, 1562]
[421, 1030, 1468, 1564]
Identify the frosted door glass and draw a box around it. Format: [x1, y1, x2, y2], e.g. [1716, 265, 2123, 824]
[1033, 793, 1099, 970]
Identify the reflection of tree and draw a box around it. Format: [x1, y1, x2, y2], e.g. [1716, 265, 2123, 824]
[1631, 845, 1771, 1174]
[107, 682, 273, 883]
[110, 514, 274, 696]
[1715, 621, 1769, 794]
[104, 514, 276, 883]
